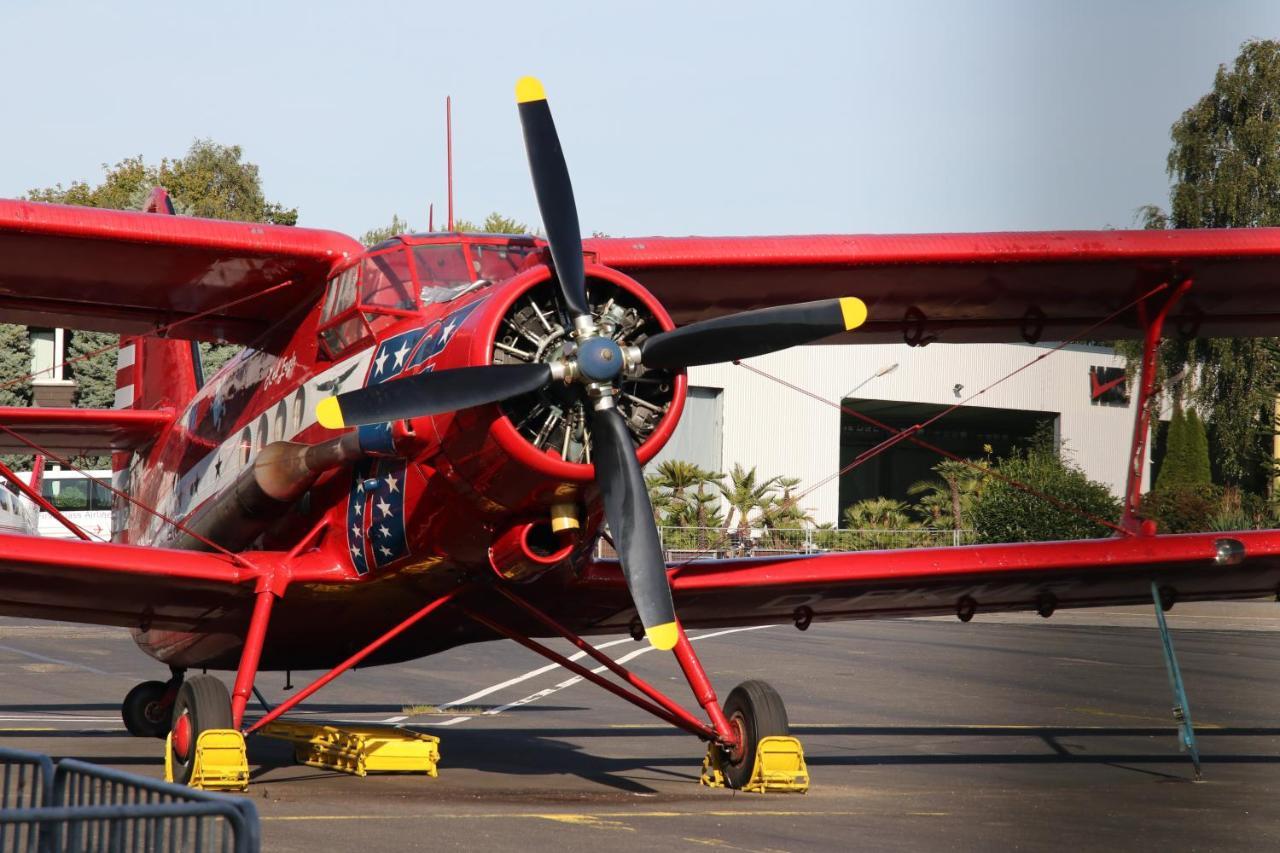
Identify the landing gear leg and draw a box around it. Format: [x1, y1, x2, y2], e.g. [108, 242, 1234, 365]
[121, 667, 184, 739]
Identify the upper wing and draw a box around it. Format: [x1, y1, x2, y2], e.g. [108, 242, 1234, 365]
[563, 530, 1280, 632]
[0, 407, 173, 455]
[583, 230, 1280, 343]
[0, 199, 362, 343]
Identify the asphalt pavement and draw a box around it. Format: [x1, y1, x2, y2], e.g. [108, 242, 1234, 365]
[1, 603, 1278, 851]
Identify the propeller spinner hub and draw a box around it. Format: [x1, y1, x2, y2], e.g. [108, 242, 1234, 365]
[576, 336, 624, 383]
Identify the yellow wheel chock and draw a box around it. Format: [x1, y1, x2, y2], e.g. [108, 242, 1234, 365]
[259, 721, 441, 777]
[700, 736, 810, 793]
[164, 729, 250, 792]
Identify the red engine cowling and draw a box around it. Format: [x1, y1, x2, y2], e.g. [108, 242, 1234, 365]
[402, 263, 687, 531]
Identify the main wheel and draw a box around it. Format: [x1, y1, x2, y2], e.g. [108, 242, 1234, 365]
[169, 675, 234, 785]
[717, 680, 789, 789]
[122, 680, 173, 739]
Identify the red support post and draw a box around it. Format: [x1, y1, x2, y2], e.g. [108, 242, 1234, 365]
[230, 588, 276, 729]
[671, 627, 738, 747]
[459, 605, 722, 742]
[492, 587, 730, 740]
[1122, 279, 1192, 533]
[244, 586, 469, 734]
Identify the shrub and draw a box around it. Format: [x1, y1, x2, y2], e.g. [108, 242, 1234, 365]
[971, 448, 1122, 543]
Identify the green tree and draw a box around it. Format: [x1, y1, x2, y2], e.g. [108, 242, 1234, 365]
[455, 212, 531, 235]
[0, 325, 34, 470]
[1155, 407, 1191, 490]
[716, 464, 780, 552]
[841, 497, 921, 549]
[907, 459, 986, 532]
[1134, 40, 1280, 491]
[971, 446, 1121, 543]
[361, 214, 413, 247]
[26, 140, 297, 390]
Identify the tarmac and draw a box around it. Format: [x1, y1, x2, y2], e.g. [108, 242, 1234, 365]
[1, 602, 1279, 851]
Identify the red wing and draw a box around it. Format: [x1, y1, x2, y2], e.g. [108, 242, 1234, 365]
[584, 230, 1280, 343]
[0, 407, 173, 454]
[0, 533, 255, 630]
[0, 199, 362, 343]
[567, 530, 1280, 632]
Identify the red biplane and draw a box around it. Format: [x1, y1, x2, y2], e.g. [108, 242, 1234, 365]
[1, 77, 1278, 789]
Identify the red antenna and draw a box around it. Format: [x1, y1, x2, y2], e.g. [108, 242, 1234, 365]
[428, 203, 434, 233]
[446, 95, 455, 231]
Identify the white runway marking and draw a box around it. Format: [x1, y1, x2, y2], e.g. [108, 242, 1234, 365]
[417, 626, 773, 727]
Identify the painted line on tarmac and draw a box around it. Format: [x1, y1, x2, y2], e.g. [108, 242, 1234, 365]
[0, 643, 112, 675]
[415, 626, 773, 727]
[262, 809, 879, 822]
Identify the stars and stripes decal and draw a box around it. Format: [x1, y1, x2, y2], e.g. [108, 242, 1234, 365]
[342, 299, 485, 575]
[344, 459, 410, 574]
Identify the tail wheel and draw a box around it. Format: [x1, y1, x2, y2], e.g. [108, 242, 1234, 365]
[717, 680, 790, 789]
[169, 675, 234, 785]
[122, 680, 173, 739]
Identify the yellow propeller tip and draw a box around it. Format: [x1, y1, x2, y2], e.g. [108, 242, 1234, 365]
[646, 621, 679, 651]
[316, 397, 345, 430]
[516, 76, 546, 104]
[839, 297, 868, 331]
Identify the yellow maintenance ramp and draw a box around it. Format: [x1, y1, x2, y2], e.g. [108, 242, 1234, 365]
[700, 736, 810, 793]
[259, 720, 440, 777]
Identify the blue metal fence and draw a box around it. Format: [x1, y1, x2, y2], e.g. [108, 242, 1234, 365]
[0, 749, 258, 853]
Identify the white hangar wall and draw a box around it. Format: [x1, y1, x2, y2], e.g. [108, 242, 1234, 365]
[648, 342, 1141, 527]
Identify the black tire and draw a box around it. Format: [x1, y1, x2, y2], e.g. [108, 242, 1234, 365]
[122, 680, 172, 739]
[169, 675, 234, 785]
[717, 680, 789, 789]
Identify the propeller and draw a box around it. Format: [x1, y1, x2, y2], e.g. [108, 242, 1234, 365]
[315, 76, 870, 651]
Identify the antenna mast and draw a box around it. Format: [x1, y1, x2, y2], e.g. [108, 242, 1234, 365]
[446, 95, 455, 231]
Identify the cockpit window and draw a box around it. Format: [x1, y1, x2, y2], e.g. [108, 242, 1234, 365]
[471, 243, 536, 283]
[320, 266, 359, 323]
[413, 244, 475, 305]
[360, 250, 416, 311]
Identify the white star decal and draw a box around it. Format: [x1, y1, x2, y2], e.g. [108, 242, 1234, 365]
[440, 320, 457, 343]
[379, 545, 393, 557]
[351, 524, 362, 539]
[349, 544, 361, 558]
[378, 524, 392, 538]
[384, 472, 399, 493]
[393, 340, 412, 369]
[356, 479, 365, 493]
[374, 350, 390, 375]
[377, 497, 393, 517]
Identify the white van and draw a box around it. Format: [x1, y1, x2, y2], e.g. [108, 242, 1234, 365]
[26, 468, 113, 540]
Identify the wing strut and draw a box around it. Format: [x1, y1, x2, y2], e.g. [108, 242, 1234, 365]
[1121, 279, 1193, 532]
[1151, 583, 1202, 780]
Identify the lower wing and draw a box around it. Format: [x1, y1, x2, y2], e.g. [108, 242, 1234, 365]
[565, 530, 1280, 631]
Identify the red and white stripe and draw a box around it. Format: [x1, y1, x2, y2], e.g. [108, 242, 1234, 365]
[114, 341, 136, 409]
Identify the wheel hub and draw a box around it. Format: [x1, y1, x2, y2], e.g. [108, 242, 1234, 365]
[173, 711, 193, 760]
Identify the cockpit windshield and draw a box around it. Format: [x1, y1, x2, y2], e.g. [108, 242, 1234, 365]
[412, 242, 537, 305]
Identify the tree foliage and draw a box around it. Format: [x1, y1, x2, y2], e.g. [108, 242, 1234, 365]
[0, 325, 34, 469]
[25, 140, 297, 396]
[361, 214, 413, 247]
[1133, 40, 1280, 491]
[971, 444, 1121, 544]
[455, 212, 531, 235]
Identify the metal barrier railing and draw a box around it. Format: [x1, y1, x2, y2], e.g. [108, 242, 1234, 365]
[596, 526, 978, 560]
[0, 749, 53, 853]
[0, 749, 259, 853]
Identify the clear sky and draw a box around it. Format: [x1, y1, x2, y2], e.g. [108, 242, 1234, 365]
[3, 1, 1278, 239]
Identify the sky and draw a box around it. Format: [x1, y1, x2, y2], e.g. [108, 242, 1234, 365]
[3, 1, 1279, 239]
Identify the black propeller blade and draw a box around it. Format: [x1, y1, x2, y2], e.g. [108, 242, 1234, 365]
[591, 405, 678, 650]
[316, 363, 552, 430]
[640, 297, 868, 370]
[516, 77, 589, 320]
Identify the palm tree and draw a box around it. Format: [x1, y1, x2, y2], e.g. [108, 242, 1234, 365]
[717, 464, 781, 553]
[760, 476, 812, 549]
[906, 459, 986, 535]
[647, 460, 722, 528]
[842, 497, 920, 550]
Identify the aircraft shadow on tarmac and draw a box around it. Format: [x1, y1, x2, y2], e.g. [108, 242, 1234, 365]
[10, 714, 1280, 792]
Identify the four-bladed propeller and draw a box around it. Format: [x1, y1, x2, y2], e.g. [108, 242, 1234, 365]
[316, 77, 868, 650]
